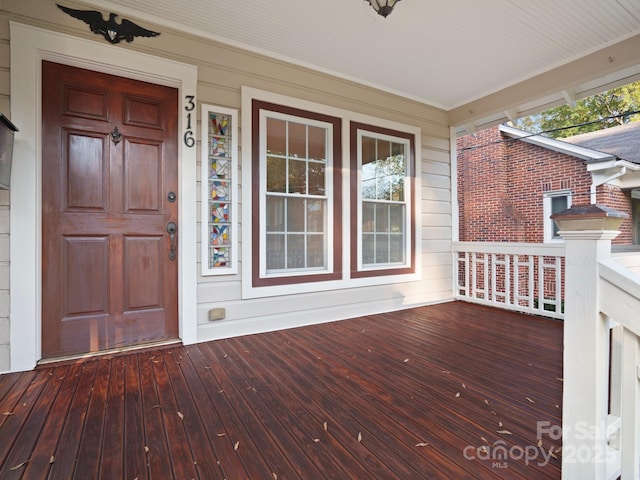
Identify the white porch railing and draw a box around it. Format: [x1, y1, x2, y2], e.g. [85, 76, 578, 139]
[453, 242, 565, 320]
[598, 258, 640, 480]
[453, 227, 640, 478]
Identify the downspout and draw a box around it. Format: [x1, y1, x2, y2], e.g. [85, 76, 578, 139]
[590, 166, 626, 204]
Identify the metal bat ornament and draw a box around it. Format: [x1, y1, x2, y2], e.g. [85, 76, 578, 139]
[57, 4, 160, 44]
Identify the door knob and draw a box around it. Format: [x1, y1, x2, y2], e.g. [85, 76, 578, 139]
[167, 221, 177, 260]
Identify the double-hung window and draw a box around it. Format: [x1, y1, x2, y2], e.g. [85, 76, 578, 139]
[543, 190, 571, 242]
[252, 100, 342, 287]
[351, 123, 415, 277]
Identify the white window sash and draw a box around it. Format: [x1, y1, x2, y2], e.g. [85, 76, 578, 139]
[356, 129, 412, 271]
[258, 110, 335, 278]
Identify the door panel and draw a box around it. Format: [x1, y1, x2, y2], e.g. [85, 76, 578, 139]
[63, 236, 109, 316]
[123, 236, 163, 310]
[66, 132, 108, 210]
[125, 140, 162, 211]
[42, 61, 179, 359]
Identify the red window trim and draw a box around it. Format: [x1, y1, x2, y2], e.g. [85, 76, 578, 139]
[349, 121, 416, 279]
[251, 99, 343, 287]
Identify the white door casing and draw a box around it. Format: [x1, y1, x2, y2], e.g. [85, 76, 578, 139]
[9, 22, 198, 372]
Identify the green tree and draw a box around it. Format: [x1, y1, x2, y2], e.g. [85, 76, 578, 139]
[513, 81, 640, 138]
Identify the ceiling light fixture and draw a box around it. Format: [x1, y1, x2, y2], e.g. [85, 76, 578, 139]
[366, 0, 401, 18]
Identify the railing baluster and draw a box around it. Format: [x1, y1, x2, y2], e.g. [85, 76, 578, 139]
[528, 255, 534, 310]
[452, 243, 564, 319]
[620, 327, 640, 479]
[537, 255, 543, 314]
[505, 254, 511, 306]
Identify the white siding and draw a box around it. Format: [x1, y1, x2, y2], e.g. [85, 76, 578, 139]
[0, 0, 453, 370]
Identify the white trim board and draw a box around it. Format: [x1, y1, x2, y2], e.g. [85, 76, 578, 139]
[8, 22, 198, 372]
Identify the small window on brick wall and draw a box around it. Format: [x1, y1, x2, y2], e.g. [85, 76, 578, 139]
[543, 190, 571, 242]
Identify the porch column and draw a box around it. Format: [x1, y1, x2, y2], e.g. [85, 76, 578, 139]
[552, 205, 626, 480]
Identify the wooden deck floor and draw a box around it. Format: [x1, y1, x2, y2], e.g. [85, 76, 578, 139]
[0, 301, 563, 479]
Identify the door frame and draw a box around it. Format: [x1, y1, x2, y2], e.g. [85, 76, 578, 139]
[9, 22, 198, 372]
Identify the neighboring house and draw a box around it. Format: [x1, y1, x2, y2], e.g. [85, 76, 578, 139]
[0, 1, 639, 374]
[457, 122, 640, 245]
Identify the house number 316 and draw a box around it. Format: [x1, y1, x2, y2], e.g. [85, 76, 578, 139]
[183, 95, 195, 148]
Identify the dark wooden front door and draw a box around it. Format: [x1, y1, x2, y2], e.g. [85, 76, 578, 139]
[42, 61, 179, 359]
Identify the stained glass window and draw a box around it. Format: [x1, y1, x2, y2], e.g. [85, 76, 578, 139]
[202, 105, 238, 275]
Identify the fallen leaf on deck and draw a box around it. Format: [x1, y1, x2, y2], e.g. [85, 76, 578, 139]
[556, 377, 563, 381]
[313, 438, 320, 443]
[2, 411, 14, 416]
[177, 411, 184, 421]
[272, 473, 278, 480]
[9, 462, 27, 471]
[526, 397, 535, 403]
[549, 447, 558, 459]
[415, 442, 429, 447]
[357, 432, 362, 442]
[49, 456, 55, 464]
[323, 421, 328, 431]
[234, 441, 240, 450]
[484, 400, 490, 406]
[144, 446, 149, 453]
[481, 436, 488, 443]
[217, 432, 227, 437]
[479, 446, 489, 455]
[497, 430, 512, 435]
[537, 439, 543, 447]
[455, 392, 461, 398]
[462, 383, 466, 389]
[404, 358, 409, 363]
[498, 421, 503, 427]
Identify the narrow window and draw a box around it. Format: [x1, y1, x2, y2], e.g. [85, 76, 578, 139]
[544, 190, 571, 242]
[351, 123, 415, 277]
[252, 100, 342, 286]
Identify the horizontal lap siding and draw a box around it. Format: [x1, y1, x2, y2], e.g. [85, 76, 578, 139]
[0, 0, 453, 353]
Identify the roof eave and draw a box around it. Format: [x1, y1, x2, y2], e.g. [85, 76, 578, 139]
[499, 124, 616, 162]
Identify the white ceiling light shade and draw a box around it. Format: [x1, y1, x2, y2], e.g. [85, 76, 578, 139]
[366, 0, 401, 18]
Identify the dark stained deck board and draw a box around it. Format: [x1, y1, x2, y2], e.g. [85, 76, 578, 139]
[150, 350, 201, 480]
[196, 340, 307, 478]
[228, 332, 471, 479]
[71, 357, 111, 479]
[137, 351, 175, 480]
[219, 337, 385, 480]
[178, 346, 257, 479]
[20, 361, 92, 479]
[0, 301, 563, 479]
[47, 360, 99, 479]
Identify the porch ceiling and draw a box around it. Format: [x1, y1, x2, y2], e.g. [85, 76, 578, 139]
[83, 0, 640, 129]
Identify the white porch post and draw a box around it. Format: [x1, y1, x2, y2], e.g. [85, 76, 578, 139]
[553, 205, 626, 480]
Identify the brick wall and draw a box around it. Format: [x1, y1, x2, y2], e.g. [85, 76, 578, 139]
[458, 126, 634, 244]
